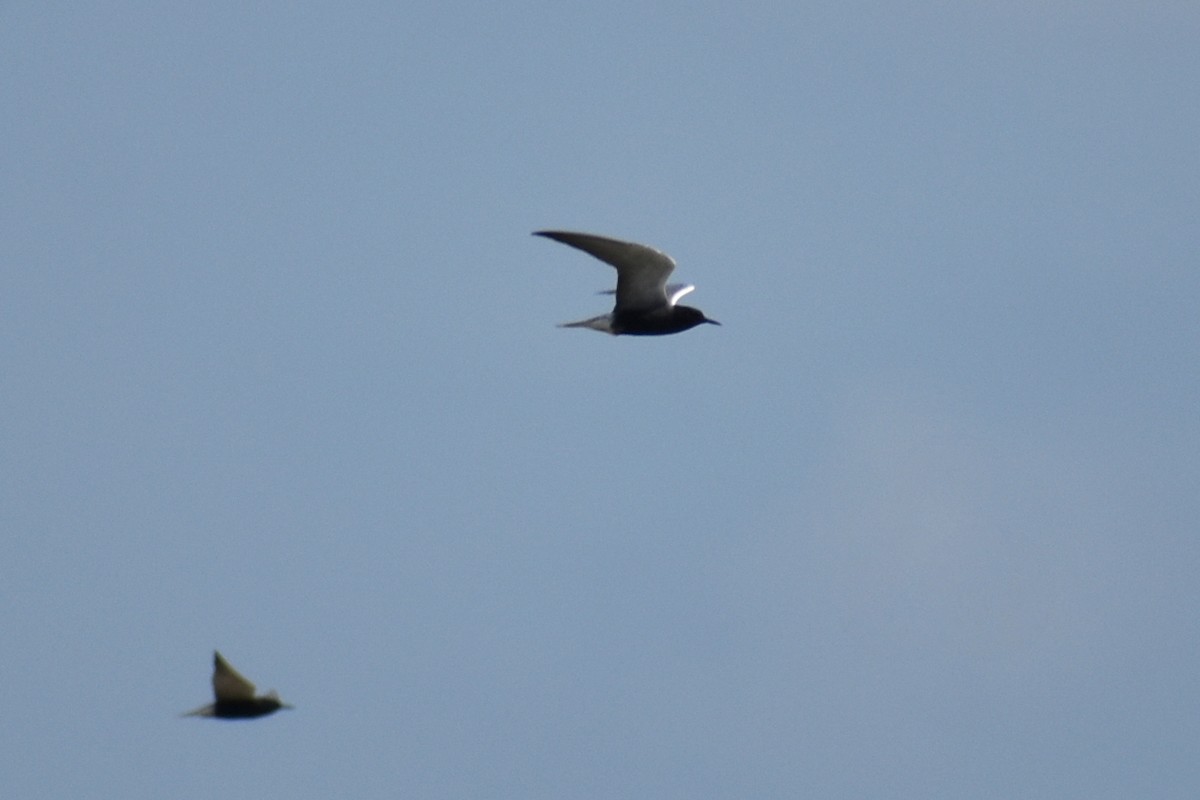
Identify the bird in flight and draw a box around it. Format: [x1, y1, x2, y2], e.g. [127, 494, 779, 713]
[182, 651, 293, 720]
[535, 231, 720, 336]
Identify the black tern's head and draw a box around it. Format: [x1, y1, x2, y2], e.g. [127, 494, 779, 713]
[182, 651, 293, 720]
[535, 230, 720, 336]
[666, 305, 721, 332]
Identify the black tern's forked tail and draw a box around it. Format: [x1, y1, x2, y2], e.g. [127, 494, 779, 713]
[534, 230, 720, 336]
[182, 651, 293, 720]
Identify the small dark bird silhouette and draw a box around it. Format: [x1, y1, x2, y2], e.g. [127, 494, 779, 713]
[182, 651, 292, 720]
[535, 230, 721, 335]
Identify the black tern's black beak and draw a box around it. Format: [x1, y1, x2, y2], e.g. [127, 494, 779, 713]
[706, 318, 721, 326]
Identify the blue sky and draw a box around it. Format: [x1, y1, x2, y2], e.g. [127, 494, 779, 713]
[2, 2, 1197, 798]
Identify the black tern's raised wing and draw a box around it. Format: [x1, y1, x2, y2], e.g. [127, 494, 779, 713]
[212, 651, 258, 702]
[535, 230, 720, 336]
[534, 230, 676, 313]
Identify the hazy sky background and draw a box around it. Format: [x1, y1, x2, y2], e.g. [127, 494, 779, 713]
[2, 2, 1197, 798]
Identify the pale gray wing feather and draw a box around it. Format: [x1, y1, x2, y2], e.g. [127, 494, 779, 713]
[536, 231, 676, 313]
[181, 703, 215, 717]
[212, 651, 258, 701]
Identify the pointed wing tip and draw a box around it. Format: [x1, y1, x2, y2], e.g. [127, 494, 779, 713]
[533, 230, 575, 243]
[558, 316, 616, 334]
[181, 705, 213, 718]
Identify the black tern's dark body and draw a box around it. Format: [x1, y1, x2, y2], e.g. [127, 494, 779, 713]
[613, 305, 714, 336]
[535, 230, 720, 336]
[182, 651, 292, 720]
[207, 697, 289, 719]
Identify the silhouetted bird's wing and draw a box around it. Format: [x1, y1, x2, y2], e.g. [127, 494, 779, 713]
[212, 651, 258, 701]
[535, 231, 677, 313]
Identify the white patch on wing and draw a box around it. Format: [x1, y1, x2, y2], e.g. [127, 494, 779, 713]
[666, 283, 695, 305]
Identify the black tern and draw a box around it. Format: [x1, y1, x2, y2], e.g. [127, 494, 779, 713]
[535, 230, 721, 335]
[182, 651, 293, 720]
